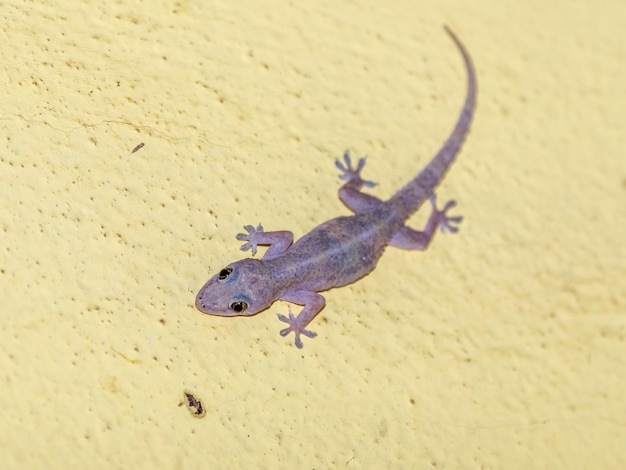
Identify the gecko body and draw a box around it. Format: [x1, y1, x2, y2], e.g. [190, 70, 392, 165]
[195, 26, 476, 348]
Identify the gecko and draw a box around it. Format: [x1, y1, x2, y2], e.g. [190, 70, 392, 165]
[195, 26, 476, 348]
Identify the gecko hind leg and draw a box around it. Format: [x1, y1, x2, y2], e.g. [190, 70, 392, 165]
[389, 194, 463, 250]
[335, 150, 383, 213]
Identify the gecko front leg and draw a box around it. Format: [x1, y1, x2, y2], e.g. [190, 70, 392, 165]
[236, 224, 293, 260]
[277, 290, 325, 348]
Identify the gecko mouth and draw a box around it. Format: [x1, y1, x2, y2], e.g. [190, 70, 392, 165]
[195, 292, 217, 314]
[195, 291, 237, 316]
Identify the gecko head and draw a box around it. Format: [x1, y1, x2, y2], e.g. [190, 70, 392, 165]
[195, 258, 275, 317]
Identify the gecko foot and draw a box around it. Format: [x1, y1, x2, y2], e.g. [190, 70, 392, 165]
[335, 150, 377, 188]
[430, 194, 463, 233]
[236, 224, 264, 255]
[277, 310, 317, 349]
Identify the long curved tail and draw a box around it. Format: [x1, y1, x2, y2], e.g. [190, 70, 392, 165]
[388, 26, 477, 218]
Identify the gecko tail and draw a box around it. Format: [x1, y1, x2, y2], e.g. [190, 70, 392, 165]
[389, 26, 477, 218]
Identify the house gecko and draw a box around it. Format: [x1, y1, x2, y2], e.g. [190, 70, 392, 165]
[195, 26, 476, 348]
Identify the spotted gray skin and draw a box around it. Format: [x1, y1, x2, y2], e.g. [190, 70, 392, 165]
[196, 26, 477, 348]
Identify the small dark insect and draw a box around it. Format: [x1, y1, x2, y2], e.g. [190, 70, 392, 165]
[131, 143, 145, 154]
[183, 390, 206, 418]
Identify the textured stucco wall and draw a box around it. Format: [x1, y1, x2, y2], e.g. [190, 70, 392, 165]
[1, 0, 624, 468]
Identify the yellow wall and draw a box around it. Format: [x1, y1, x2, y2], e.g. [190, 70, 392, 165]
[1, 1, 624, 468]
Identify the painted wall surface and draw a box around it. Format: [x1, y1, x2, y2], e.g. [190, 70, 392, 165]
[1, 1, 624, 468]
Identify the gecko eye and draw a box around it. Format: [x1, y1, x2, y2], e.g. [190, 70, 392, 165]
[229, 301, 248, 313]
[218, 267, 233, 280]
